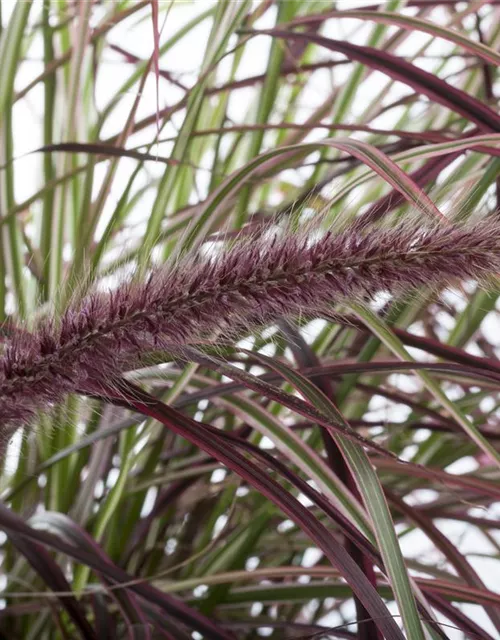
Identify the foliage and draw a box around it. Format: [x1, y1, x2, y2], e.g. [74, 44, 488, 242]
[0, 1, 499, 639]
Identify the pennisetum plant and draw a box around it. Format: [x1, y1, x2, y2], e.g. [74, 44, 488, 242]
[1, 2, 500, 639]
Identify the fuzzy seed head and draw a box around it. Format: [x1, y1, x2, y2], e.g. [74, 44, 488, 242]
[1, 217, 499, 428]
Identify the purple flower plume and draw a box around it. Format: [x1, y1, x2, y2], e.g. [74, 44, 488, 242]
[1, 218, 500, 428]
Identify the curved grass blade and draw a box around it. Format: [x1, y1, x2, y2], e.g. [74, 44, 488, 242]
[244, 351, 430, 640]
[360, 151, 462, 224]
[278, 320, 382, 640]
[291, 10, 500, 67]
[352, 303, 500, 468]
[326, 133, 500, 210]
[6, 535, 97, 639]
[215, 391, 373, 539]
[0, 503, 234, 640]
[175, 346, 398, 458]
[388, 491, 500, 632]
[246, 28, 500, 131]
[174, 356, 500, 409]
[113, 380, 406, 640]
[372, 458, 500, 499]
[181, 136, 445, 254]
[30, 511, 152, 639]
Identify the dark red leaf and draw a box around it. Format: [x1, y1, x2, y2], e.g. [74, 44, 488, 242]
[7, 536, 96, 639]
[115, 380, 406, 640]
[246, 28, 500, 131]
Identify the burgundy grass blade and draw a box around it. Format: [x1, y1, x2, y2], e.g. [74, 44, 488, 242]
[279, 320, 382, 640]
[7, 536, 97, 639]
[288, 10, 500, 67]
[358, 152, 463, 226]
[417, 578, 500, 608]
[176, 358, 500, 411]
[387, 491, 500, 633]
[247, 28, 500, 131]
[30, 512, 152, 639]
[32, 142, 179, 165]
[372, 458, 500, 499]
[0, 505, 234, 640]
[176, 346, 397, 458]
[111, 379, 406, 640]
[426, 594, 495, 640]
